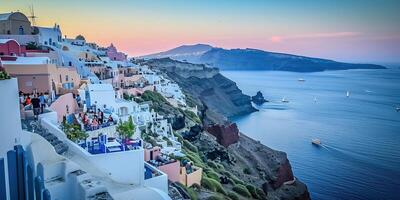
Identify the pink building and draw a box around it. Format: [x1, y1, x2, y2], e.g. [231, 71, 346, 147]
[49, 93, 78, 122]
[0, 39, 24, 56]
[106, 43, 127, 61]
[144, 147, 181, 183]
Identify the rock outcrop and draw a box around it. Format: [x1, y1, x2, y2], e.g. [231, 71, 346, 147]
[252, 91, 268, 105]
[206, 123, 239, 147]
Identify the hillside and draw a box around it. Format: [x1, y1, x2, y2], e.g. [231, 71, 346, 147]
[141, 45, 386, 72]
[135, 58, 310, 200]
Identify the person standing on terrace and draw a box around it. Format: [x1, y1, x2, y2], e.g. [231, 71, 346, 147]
[31, 94, 40, 120]
[25, 95, 31, 106]
[91, 116, 99, 130]
[98, 109, 104, 125]
[39, 93, 46, 113]
[76, 94, 82, 108]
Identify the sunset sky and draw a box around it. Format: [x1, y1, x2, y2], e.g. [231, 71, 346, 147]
[2, 0, 400, 64]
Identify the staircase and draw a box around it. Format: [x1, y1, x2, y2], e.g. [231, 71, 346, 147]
[25, 120, 69, 155]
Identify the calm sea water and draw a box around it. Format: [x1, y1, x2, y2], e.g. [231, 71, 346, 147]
[222, 69, 400, 200]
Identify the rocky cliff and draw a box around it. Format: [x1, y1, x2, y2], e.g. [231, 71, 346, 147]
[138, 58, 257, 118]
[137, 58, 310, 200]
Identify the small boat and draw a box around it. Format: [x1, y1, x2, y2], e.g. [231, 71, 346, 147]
[346, 91, 350, 98]
[313, 97, 317, 103]
[298, 78, 305, 82]
[281, 97, 289, 103]
[311, 139, 321, 145]
[396, 107, 400, 112]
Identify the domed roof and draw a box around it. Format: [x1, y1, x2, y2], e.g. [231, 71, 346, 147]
[75, 35, 86, 41]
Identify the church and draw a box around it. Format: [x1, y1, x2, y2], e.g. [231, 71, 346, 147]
[0, 12, 33, 35]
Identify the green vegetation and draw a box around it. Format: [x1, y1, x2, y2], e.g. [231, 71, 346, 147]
[232, 184, 251, 198]
[207, 196, 224, 200]
[26, 42, 40, 50]
[223, 171, 244, 185]
[201, 177, 226, 195]
[205, 170, 220, 182]
[186, 187, 198, 200]
[227, 192, 240, 200]
[256, 188, 267, 200]
[173, 132, 184, 143]
[117, 116, 135, 140]
[183, 109, 201, 124]
[184, 149, 205, 168]
[122, 93, 134, 101]
[0, 67, 10, 80]
[243, 167, 252, 174]
[246, 184, 259, 199]
[184, 94, 198, 108]
[62, 123, 88, 142]
[141, 91, 170, 112]
[183, 139, 198, 153]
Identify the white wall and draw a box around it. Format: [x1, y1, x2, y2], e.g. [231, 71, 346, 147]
[144, 163, 169, 193]
[88, 84, 116, 109]
[40, 116, 146, 185]
[0, 78, 25, 200]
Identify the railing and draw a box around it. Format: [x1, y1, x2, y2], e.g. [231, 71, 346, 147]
[0, 145, 51, 200]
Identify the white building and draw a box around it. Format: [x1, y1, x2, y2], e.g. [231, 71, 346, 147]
[36, 24, 62, 47]
[0, 78, 170, 200]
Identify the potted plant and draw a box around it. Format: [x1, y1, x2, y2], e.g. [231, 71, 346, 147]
[117, 116, 136, 145]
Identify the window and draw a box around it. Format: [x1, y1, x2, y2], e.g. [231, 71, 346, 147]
[65, 75, 69, 82]
[59, 75, 62, 83]
[18, 26, 24, 35]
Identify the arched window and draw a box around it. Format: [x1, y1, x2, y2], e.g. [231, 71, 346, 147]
[18, 26, 24, 35]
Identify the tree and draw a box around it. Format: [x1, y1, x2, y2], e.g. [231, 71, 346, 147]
[117, 116, 136, 142]
[62, 123, 88, 142]
[26, 42, 39, 50]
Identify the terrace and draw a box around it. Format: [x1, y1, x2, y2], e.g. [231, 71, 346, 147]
[179, 160, 203, 187]
[78, 133, 142, 155]
[71, 110, 142, 155]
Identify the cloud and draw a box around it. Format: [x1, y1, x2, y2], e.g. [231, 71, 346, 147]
[270, 32, 361, 43]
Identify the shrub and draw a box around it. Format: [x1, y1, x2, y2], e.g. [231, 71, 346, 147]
[232, 184, 251, 198]
[246, 184, 259, 199]
[207, 196, 224, 200]
[216, 163, 225, 171]
[184, 150, 205, 168]
[222, 171, 244, 185]
[207, 160, 218, 169]
[183, 140, 198, 153]
[243, 167, 252, 174]
[205, 171, 219, 182]
[201, 177, 226, 195]
[187, 187, 198, 200]
[173, 132, 184, 142]
[256, 188, 268, 200]
[183, 110, 201, 124]
[227, 192, 240, 200]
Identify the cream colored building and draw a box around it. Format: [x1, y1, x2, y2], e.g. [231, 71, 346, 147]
[2, 57, 81, 94]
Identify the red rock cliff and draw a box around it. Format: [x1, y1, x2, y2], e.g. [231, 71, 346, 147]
[207, 123, 239, 147]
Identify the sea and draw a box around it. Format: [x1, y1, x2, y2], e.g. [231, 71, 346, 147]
[222, 68, 400, 200]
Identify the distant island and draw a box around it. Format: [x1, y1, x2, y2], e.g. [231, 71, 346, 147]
[142, 44, 386, 72]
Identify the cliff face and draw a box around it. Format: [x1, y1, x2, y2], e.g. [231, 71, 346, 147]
[138, 58, 310, 200]
[140, 58, 257, 119]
